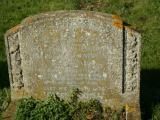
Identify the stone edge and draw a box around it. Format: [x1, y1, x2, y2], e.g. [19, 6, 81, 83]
[5, 10, 140, 37]
[4, 10, 141, 119]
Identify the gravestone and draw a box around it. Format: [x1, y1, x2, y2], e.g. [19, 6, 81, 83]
[5, 11, 141, 119]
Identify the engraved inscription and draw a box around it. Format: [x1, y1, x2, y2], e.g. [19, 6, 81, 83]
[5, 12, 141, 119]
[20, 17, 123, 100]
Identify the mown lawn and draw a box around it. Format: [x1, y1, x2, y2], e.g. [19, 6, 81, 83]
[0, 0, 160, 119]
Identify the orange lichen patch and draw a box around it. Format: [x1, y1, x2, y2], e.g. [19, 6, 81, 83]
[125, 104, 136, 112]
[26, 17, 33, 24]
[32, 80, 46, 99]
[128, 32, 134, 37]
[12, 88, 29, 99]
[124, 26, 136, 37]
[124, 26, 133, 32]
[112, 20, 123, 29]
[112, 15, 122, 20]
[124, 25, 138, 33]
[85, 12, 94, 18]
[9, 25, 21, 33]
[124, 26, 131, 30]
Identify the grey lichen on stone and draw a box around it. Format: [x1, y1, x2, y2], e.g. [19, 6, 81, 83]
[5, 11, 141, 120]
[5, 32, 24, 89]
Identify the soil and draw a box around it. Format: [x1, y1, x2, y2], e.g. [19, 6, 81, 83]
[2, 102, 17, 120]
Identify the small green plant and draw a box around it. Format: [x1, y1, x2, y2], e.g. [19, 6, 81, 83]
[15, 95, 71, 120]
[152, 104, 160, 120]
[104, 107, 126, 120]
[15, 89, 126, 120]
[72, 99, 104, 120]
[0, 88, 10, 119]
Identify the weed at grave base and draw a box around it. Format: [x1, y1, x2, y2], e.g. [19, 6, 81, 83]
[15, 88, 126, 120]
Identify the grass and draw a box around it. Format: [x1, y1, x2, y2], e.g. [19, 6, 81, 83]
[0, 88, 10, 120]
[0, 0, 160, 119]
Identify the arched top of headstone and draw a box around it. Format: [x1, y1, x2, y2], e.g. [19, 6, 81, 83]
[5, 11, 141, 119]
[5, 10, 140, 37]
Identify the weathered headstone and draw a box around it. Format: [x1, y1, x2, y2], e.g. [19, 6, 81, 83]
[5, 11, 141, 119]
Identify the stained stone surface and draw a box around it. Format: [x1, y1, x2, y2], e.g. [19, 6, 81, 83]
[5, 11, 141, 119]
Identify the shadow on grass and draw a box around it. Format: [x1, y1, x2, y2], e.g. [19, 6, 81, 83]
[0, 61, 10, 89]
[141, 69, 160, 120]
